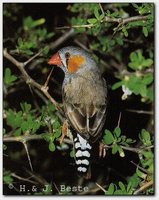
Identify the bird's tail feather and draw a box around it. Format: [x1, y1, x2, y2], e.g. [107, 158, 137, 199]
[74, 134, 92, 177]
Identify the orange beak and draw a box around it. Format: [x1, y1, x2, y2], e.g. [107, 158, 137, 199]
[48, 52, 62, 66]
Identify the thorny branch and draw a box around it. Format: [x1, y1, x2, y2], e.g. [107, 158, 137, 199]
[56, 14, 149, 30]
[3, 49, 64, 116]
[134, 180, 153, 195]
[3, 133, 154, 153]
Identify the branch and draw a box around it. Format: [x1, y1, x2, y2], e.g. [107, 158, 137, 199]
[125, 109, 153, 115]
[56, 15, 149, 30]
[95, 182, 106, 193]
[133, 180, 153, 195]
[11, 173, 37, 185]
[104, 144, 154, 154]
[3, 134, 73, 145]
[3, 49, 64, 116]
[50, 28, 74, 49]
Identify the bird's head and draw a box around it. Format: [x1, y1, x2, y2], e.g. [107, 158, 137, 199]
[48, 46, 96, 74]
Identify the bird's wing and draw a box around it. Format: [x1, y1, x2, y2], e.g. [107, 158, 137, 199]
[64, 100, 106, 142]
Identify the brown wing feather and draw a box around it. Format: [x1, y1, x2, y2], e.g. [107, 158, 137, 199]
[64, 102, 106, 142]
[63, 71, 107, 142]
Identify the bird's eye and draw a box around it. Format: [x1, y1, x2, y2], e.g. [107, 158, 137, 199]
[65, 52, 70, 59]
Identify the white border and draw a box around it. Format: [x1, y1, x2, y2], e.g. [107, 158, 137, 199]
[0, 0, 158, 199]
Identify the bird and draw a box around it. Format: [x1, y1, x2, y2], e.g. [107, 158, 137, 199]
[48, 46, 107, 179]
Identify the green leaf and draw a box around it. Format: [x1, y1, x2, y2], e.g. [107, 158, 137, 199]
[23, 16, 45, 30]
[112, 81, 123, 90]
[3, 175, 13, 185]
[118, 181, 126, 192]
[4, 68, 17, 86]
[14, 128, 21, 136]
[99, 13, 105, 21]
[87, 18, 97, 24]
[122, 26, 128, 37]
[142, 74, 153, 85]
[127, 173, 141, 188]
[103, 130, 114, 145]
[114, 127, 121, 138]
[43, 46, 50, 55]
[106, 183, 115, 195]
[136, 168, 147, 179]
[112, 143, 118, 154]
[127, 181, 132, 192]
[70, 149, 75, 158]
[49, 142, 56, 152]
[130, 52, 137, 62]
[142, 59, 153, 67]
[54, 129, 61, 139]
[126, 138, 135, 144]
[141, 129, 151, 145]
[94, 7, 100, 20]
[143, 26, 148, 37]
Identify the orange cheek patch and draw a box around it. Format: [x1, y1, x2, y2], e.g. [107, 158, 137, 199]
[68, 55, 85, 73]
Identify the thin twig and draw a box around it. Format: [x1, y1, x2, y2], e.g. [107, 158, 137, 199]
[117, 112, 122, 127]
[53, 182, 61, 194]
[104, 143, 154, 154]
[3, 49, 64, 116]
[44, 68, 54, 88]
[24, 50, 43, 66]
[126, 109, 153, 115]
[11, 173, 37, 185]
[3, 133, 73, 145]
[56, 15, 149, 30]
[130, 161, 148, 174]
[133, 180, 153, 195]
[50, 28, 74, 49]
[99, 3, 105, 16]
[95, 182, 106, 193]
[23, 141, 33, 172]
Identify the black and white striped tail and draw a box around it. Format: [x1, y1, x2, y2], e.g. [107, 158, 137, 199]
[74, 134, 92, 175]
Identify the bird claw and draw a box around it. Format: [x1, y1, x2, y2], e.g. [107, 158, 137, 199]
[99, 143, 107, 158]
[60, 120, 68, 145]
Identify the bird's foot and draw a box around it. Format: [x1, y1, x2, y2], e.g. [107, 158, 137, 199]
[99, 142, 107, 158]
[60, 120, 69, 145]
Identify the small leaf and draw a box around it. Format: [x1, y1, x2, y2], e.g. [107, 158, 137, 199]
[112, 143, 118, 154]
[87, 18, 97, 24]
[136, 168, 147, 179]
[94, 7, 100, 20]
[103, 130, 114, 145]
[143, 26, 148, 37]
[118, 181, 126, 192]
[107, 183, 115, 195]
[126, 138, 135, 144]
[112, 81, 123, 90]
[142, 74, 153, 85]
[99, 13, 105, 21]
[43, 46, 50, 55]
[49, 142, 56, 152]
[4, 68, 17, 86]
[141, 129, 151, 145]
[127, 181, 132, 192]
[3, 175, 13, 185]
[54, 129, 61, 139]
[130, 52, 137, 62]
[114, 127, 121, 138]
[70, 149, 75, 158]
[14, 128, 21, 136]
[142, 59, 153, 67]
